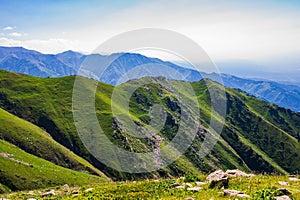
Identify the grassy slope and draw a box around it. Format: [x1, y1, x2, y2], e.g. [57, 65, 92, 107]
[226, 87, 300, 173]
[0, 71, 205, 180]
[0, 70, 299, 179]
[0, 107, 107, 178]
[191, 80, 300, 174]
[0, 140, 108, 192]
[1, 175, 300, 200]
[0, 70, 111, 177]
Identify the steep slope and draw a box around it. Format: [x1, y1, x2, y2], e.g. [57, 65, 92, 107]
[0, 70, 204, 179]
[204, 73, 300, 112]
[0, 70, 299, 180]
[0, 139, 108, 192]
[0, 107, 107, 178]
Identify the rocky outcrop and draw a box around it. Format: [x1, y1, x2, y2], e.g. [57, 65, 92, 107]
[206, 170, 229, 189]
[225, 169, 254, 178]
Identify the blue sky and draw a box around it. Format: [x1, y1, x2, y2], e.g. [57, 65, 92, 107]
[0, 0, 300, 68]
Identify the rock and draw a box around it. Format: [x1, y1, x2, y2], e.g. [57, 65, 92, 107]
[40, 189, 55, 197]
[185, 198, 195, 200]
[278, 181, 289, 186]
[27, 191, 34, 195]
[289, 177, 300, 181]
[237, 193, 251, 198]
[27, 198, 36, 200]
[195, 181, 206, 186]
[225, 169, 254, 178]
[223, 189, 250, 198]
[275, 195, 292, 200]
[182, 183, 193, 188]
[174, 183, 193, 189]
[276, 188, 292, 195]
[187, 187, 202, 192]
[175, 185, 185, 189]
[61, 184, 69, 189]
[84, 188, 94, 192]
[206, 170, 229, 189]
[206, 170, 227, 182]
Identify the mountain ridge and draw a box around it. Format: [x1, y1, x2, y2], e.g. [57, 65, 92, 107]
[0, 46, 299, 112]
[0, 70, 299, 183]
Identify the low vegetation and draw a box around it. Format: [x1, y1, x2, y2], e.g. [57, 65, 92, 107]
[1, 174, 299, 199]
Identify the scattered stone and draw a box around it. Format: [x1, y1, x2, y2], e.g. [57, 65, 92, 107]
[182, 183, 193, 188]
[175, 185, 185, 189]
[225, 169, 254, 178]
[61, 184, 70, 190]
[84, 188, 94, 192]
[27, 191, 34, 195]
[187, 187, 202, 192]
[27, 198, 36, 200]
[276, 188, 292, 195]
[195, 181, 206, 186]
[278, 181, 289, 186]
[275, 195, 292, 200]
[289, 177, 300, 181]
[173, 182, 193, 189]
[40, 189, 55, 197]
[206, 170, 229, 189]
[223, 189, 250, 198]
[237, 193, 251, 198]
[185, 198, 195, 200]
[0, 198, 7, 200]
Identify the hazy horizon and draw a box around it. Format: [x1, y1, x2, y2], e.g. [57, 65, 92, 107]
[0, 0, 299, 82]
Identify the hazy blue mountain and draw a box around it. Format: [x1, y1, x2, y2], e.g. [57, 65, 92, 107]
[203, 73, 300, 112]
[0, 47, 78, 77]
[0, 46, 299, 112]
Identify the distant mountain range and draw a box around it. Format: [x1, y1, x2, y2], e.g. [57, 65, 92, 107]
[0, 46, 299, 112]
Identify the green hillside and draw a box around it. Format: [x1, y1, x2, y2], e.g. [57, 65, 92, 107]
[0, 139, 108, 192]
[0, 69, 299, 187]
[0, 107, 107, 178]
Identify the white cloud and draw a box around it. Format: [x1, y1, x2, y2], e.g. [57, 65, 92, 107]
[0, 37, 80, 54]
[64, 0, 300, 62]
[2, 26, 14, 31]
[9, 32, 23, 37]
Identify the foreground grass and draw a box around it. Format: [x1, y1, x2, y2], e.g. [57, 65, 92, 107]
[0, 140, 109, 192]
[1, 174, 299, 199]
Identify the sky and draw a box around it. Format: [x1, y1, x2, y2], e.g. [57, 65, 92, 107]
[0, 0, 300, 77]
